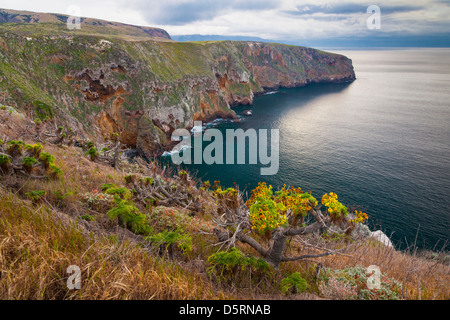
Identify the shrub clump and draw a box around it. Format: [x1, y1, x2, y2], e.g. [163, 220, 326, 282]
[6, 140, 25, 156]
[146, 227, 192, 257]
[39, 152, 55, 169]
[206, 247, 271, 285]
[102, 184, 151, 236]
[1, 140, 62, 178]
[0, 154, 12, 173]
[83, 189, 114, 212]
[281, 272, 308, 295]
[147, 207, 192, 231]
[24, 143, 43, 156]
[85, 147, 98, 161]
[106, 199, 151, 235]
[318, 266, 401, 300]
[21, 156, 38, 174]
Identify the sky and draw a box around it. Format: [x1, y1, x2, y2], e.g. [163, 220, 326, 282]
[1, 0, 449, 47]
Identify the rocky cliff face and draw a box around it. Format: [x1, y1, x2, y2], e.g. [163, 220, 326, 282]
[0, 30, 355, 155]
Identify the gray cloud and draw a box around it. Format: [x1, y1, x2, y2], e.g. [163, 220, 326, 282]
[280, 11, 348, 22]
[137, 0, 280, 25]
[286, 3, 425, 17]
[1, 0, 449, 44]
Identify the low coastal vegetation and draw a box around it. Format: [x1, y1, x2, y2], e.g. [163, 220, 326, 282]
[0, 106, 448, 300]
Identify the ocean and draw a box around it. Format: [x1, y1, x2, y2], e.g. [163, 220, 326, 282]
[161, 48, 450, 250]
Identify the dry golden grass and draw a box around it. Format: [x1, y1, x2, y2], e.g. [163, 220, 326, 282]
[0, 190, 232, 300]
[279, 236, 450, 300]
[329, 241, 449, 300]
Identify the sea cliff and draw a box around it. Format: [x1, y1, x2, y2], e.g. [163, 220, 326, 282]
[0, 9, 355, 155]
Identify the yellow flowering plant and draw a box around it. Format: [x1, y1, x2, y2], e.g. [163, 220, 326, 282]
[349, 210, 368, 224]
[275, 185, 318, 227]
[247, 182, 288, 235]
[212, 182, 370, 269]
[322, 192, 349, 221]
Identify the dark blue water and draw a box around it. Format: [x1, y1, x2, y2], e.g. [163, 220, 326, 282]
[162, 48, 450, 250]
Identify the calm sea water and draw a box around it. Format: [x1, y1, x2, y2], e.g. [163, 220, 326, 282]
[162, 48, 450, 250]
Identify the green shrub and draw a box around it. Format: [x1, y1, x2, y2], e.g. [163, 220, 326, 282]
[48, 164, 63, 179]
[25, 190, 46, 202]
[146, 227, 192, 255]
[79, 214, 95, 221]
[24, 143, 43, 156]
[54, 191, 73, 199]
[104, 186, 131, 200]
[100, 183, 116, 191]
[21, 156, 38, 174]
[6, 140, 24, 156]
[107, 199, 151, 235]
[0, 154, 12, 172]
[207, 247, 271, 284]
[85, 147, 98, 161]
[0, 154, 11, 164]
[39, 152, 55, 169]
[281, 272, 308, 294]
[85, 141, 95, 149]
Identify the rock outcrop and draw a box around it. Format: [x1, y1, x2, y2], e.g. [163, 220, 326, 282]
[370, 230, 394, 248]
[0, 23, 355, 156]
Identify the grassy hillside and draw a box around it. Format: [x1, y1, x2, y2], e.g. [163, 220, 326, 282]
[0, 106, 448, 300]
[0, 8, 171, 41]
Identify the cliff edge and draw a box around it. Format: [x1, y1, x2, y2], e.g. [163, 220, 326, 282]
[0, 9, 355, 155]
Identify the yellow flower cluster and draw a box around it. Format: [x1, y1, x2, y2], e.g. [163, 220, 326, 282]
[277, 185, 318, 217]
[349, 210, 368, 224]
[321, 192, 348, 219]
[322, 192, 337, 204]
[246, 184, 368, 235]
[248, 182, 288, 235]
[249, 203, 288, 234]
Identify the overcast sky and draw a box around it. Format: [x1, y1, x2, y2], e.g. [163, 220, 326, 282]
[1, 0, 449, 43]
